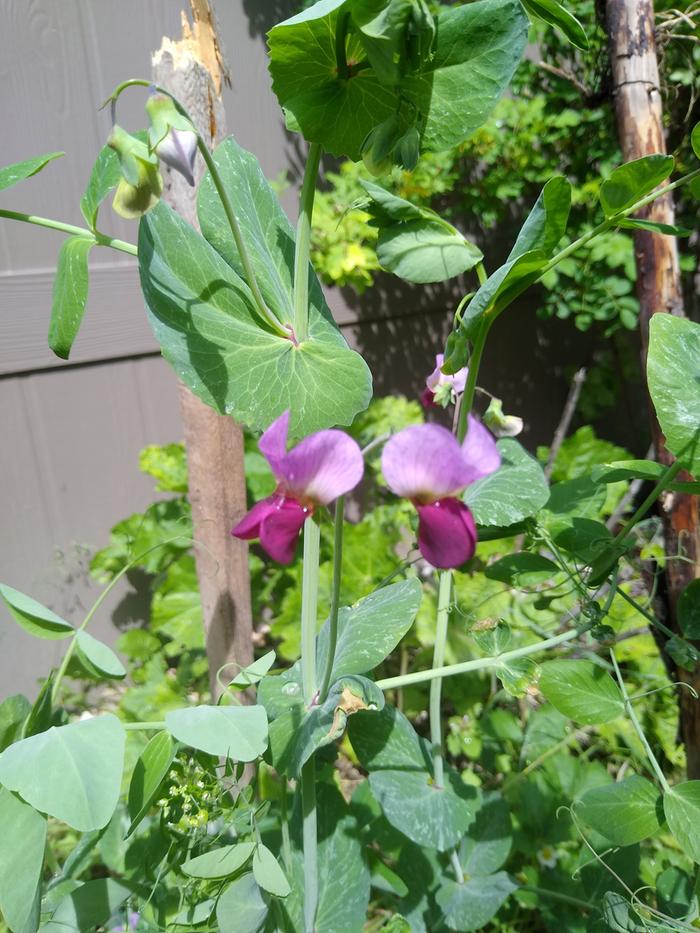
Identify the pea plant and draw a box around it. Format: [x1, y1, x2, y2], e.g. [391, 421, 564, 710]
[1, 1, 700, 931]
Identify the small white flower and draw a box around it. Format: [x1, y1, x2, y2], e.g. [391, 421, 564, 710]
[536, 845, 558, 870]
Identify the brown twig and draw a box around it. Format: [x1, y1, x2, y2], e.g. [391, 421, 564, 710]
[544, 368, 587, 480]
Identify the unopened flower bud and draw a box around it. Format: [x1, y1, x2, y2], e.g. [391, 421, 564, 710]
[146, 92, 198, 186]
[483, 397, 524, 437]
[108, 125, 163, 219]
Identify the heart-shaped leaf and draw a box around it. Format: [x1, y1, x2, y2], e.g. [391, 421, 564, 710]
[165, 704, 268, 761]
[465, 439, 549, 527]
[599, 155, 674, 217]
[576, 775, 663, 846]
[539, 660, 624, 725]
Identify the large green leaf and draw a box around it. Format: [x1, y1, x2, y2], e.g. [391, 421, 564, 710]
[0, 152, 63, 192]
[508, 176, 571, 261]
[216, 872, 269, 933]
[268, 0, 527, 158]
[41, 878, 131, 933]
[0, 694, 31, 752]
[377, 220, 482, 284]
[678, 579, 700, 640]
[252, 844, 291, 898]
[647, 314, 700, 476]
[182, 842, 255, 879]
[464, 439, 549, 527]
[539, 660, 624, 725]
[485, 553, 559, 587]
[139, 199, 371, 438]
[521, 0, 588, 50]
[436, 872, 517, 931]
[0, 714, 125, 831]
[73, 630, 126, 680]
[126, 730, 175, 836]
[459, 793, 512, 876]
[0, 787, 46, 933]
[664, 782, 700, 863]
[0, 583, 74, 639]
[576, 775, 663, 846]
[599, 155, 674, 217]
[48, 236, 94, 360]
[165, 705, 268, 761]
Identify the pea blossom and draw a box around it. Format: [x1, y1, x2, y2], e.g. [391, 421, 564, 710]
[382, 417, 500, 569]
[421, 353, 468, 409]
[232, 411, 364, 563]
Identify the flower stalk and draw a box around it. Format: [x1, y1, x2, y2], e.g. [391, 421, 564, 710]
[318, 496, 345, 703]
[294, 142, 323, 342]
[429, 571, 453, 788]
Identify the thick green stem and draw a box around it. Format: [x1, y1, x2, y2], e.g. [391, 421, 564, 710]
[450, 849, 464, 884]
[301, 759, 318, 933]
[429, 571, 452, 787]
[0, 209, 137, 255]
[334, 11, 352, 80]
[475, 261, 487, 286]
[293, 143, 323, 342]
[300, 516, 321, 706]
[456, 320, 490, 443]
[610, 649, 671, 792]
[377, 623, 591, 691]
[318, 497, 345, 703]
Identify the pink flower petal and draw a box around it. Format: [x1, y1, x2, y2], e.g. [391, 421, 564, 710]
[231, 496, 278, 539]
[259, 497, 309, 563]
[426, 353, 468, 394]
[259, 411, 291, 480]
[461, 415, 501, 483]
[278, 430, 364, 505]
[382, 424, 474, 501]
[416, 499, 477, 569]
[420, 387, 437, 409]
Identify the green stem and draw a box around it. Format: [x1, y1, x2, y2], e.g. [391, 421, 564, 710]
[318, 497, 345, 703]
[614, 585, 676, 641]
[293, 142, 323, 342]
[450, 849, 464, 884]
[301, 758, 318, 933]
[0, 209, 137, 255]
[611, 457, 685, 549]
[520, 886, 593, 911]
[51, 534, 191, 705]
[610, 649, 671, 793]
[335, 11, 352, 80]
[429, 571, 452, 788]
[456, 320, 490, 444]
[300, 516, 321, 706]
[280, 779, 292, 875]
[376, 623, 590, 691]
[475, 261, 487, 286]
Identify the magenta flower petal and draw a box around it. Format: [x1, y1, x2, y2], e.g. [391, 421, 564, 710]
[279, 430, 364, 505]
[420, 387, 438, 409]
[259, 497, 308, 563]
[382, 424, 474, 501]
[416, 498, 477, 569]
[461, 415, 501, 482]
[231, 496, 278, 540]
[259, 411, 291, 480]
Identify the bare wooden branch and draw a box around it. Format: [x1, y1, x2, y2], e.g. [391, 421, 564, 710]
[544, 368, 587, 481]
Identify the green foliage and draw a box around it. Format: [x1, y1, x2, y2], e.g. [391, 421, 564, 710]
[0, 151, 63, 192]
[47, 236, 93, 360]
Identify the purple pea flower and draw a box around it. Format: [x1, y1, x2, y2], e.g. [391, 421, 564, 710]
[421, 353, 468, 409]
[382, 417, 500, 569]
[232, 411, 364, 563]
[155, 128, 198, 186]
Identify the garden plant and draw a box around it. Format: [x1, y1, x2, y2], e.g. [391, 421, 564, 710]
[1, 0, 700, 931]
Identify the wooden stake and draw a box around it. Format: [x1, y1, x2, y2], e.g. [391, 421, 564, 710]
[607, 0, 700, 776]
[153, 1, 253, 701]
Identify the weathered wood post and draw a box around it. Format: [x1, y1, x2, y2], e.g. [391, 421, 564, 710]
[607, 0, 700, 776]
[153, 0, 254, 700]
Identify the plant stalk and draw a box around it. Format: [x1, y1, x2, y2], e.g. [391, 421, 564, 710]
[0, 209, 137, 255]
[456, 320, 490, 443]
[300, 515, 321, 706]
[293, 142, 323, 342]
[318, 496, 345, 703]
[429, 571, 452, 788]
[301, 758, 318, 933]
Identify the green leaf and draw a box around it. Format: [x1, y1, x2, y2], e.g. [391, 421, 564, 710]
[73, 630, 126, 680]
[23, 673, 55, 738]
[554, 517, 613, 565]
[678, 579, 700, 639]
[497, 656, 539, 698]
[458, 250, 548, 338]
[252, 844, 291, 897]
[459, 793, 512, 876]
[369, 850, 409, 897]
[141, 168, 371, 437]
[0, 714, 125, 831]
[436, 872, 517, 931]
[508, 176, 571, 261]
[0, 694, 31, 752]
[539, 660, 624, 725]
[216, 872, 269, 933]
[126, 730, 175, 836]
[268, 0, 527, 158]
[48, 236, 94, 360]
[465, 439, 549, 527]
[601, 891, 647, 933]
[0, 151, 63, 192]
[150, 555, 203, 651]
[485, 553, 559, 587]
[348, 703, 425, 772]
[139, 442, 188, 493]
[647, 314, 700, 476]
[655, 866, 697, 921]
[182, 842, 255, 879]
[471, 620, 512, 656]
[165, 704, 268, 761]
[618, 217, 692, 236]
[0, 583, 74, 639]
[80, 132, 147, 231]
[692, 122, 700, 159]
[663, 781, 700, 862]
[230, 650, 276, 688]
[0, 786, 46, 933]
[376, 220, 483, 284]
[40, 878, 131, 933]
[521, 0, 588, 50]
[576, 775, 663, 845]
[540, 476, 606, 536]
[174, 899, 215, 926]
[599, 155, 674, 217]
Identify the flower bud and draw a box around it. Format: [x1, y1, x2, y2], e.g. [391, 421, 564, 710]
[483, 397, 524, 437]
[146, 92, 198, 186]
[107, 125, 163, 219]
